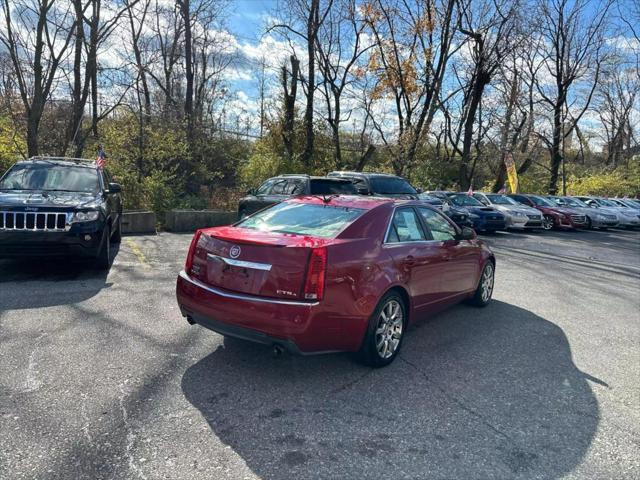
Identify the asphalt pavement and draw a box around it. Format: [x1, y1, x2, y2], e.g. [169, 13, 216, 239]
[0, 228, 639, 479]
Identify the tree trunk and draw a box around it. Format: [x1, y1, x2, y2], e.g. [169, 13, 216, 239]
[548, 98, 563, 194]
[301, 0, 319, 167]
[180, 0, 194, 138]
[282, 56, 299, 161]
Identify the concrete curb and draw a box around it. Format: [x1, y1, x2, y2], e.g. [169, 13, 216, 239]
[122, 211, 157, 235]
[164, 209, 237, 232]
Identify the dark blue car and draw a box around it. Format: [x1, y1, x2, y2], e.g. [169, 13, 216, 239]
[445, 193, 507, 232]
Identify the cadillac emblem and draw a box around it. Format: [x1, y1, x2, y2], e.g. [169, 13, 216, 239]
[229, 245, 241, 259]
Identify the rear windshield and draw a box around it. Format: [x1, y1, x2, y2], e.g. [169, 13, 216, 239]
[369, 176, 417, 195]
[237, 202, 365, 238]
[0, 163, 99, 193]
[310, 179, 357, 195]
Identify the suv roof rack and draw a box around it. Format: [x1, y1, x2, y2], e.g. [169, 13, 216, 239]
[278, 174, 309, 177]
[28, 156, 96, 165]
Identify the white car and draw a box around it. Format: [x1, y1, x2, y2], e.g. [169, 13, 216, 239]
[472, 192, 544, 229]
[574, 196, 640, 229]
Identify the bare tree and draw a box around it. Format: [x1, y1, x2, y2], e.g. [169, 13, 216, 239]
[363, 0, 459, 176]
[533, 0, 612, 194]
[1, 0, 75, 156]
[281, 55, 299, 161]
[315, 0, 372, 166]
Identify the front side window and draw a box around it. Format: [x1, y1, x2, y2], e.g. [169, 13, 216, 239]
[387, 208, 426, 243]
[0, 163, 100, 193]
[285, 179, 306, 195]
[530, 196, 554, 207]
[418, 208, 457, 241]
[237, 201, 364, 238]
[473, 194, 491, 205]
[256, 179, 275, 195]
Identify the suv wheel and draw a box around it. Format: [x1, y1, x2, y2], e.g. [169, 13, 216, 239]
[95, 225, 112, 270]
[111, 215, 122, 243]
[358, 292, 406, 367]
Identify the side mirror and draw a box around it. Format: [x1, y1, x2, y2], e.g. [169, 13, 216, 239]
[460, 226, 475, 240]
[108, 182, 122, 193]
[356, 187, 369, 195]
[416, 187, 423, 194]
[247, 188, 254, 195]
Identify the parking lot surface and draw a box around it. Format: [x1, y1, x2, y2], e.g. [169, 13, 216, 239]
[1, 229, 639, 479]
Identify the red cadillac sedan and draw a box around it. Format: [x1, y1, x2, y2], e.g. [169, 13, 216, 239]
[176, 196, 495, 367]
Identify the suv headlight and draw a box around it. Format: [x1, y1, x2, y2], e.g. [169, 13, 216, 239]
[73, 211, 100, 222]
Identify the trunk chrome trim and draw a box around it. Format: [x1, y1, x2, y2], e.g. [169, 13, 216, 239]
[207, 253, 272, 271]
[178, 270, 318, 306]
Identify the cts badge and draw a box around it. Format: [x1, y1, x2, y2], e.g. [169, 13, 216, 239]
[229, 245, 241, 259]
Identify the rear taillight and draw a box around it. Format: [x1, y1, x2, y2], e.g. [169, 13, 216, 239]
[303, 247, 327, 300]
[185, 230, 203, 273]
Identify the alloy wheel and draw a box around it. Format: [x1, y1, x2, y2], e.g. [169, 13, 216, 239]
[374, 299, 404, 359]
[481, 263, 494, 303]
[543, 215, 554, 230]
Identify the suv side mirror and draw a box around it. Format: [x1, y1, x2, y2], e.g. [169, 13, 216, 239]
[459, 226, 475, 240]
[108, 182, 122, 193]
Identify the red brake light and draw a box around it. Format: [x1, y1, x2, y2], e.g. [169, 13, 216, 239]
[185, 230, 203, 273]
[303, 247, 327, 300]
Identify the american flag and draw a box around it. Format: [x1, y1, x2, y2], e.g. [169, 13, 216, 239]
[96, 148, 106, 170]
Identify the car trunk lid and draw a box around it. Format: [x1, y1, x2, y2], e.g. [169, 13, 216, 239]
[190, 226, 328, 300]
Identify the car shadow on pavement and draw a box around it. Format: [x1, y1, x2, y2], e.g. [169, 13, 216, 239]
[181, 300, 601, 480]
[0, 244, 119, 310]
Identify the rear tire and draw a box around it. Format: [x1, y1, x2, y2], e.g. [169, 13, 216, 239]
[469, 262, 494, 307]
[358, 292, 406, 368]
[95, 225, 112, 270]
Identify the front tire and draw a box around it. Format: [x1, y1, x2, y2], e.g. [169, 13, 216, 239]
[95, 225, 112, 270]
[358, 292, 406, 368]
[111, 214, 122, 243]
[469, 262, 494, 307]
[542, 215, 554, 230]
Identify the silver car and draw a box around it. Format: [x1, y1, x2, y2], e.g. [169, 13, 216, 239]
[547, 196, 619, 229]
[472, 192, 544, 229]
[574, 196, 640, 229]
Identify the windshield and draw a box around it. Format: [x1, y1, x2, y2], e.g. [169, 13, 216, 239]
[486, 194, 517, 205]
[0, 163, 100, 193]
[369, 176, 417, 195]
[237, 202, 365, 238]
[448, 194, 483, 207]
[418, 193, 442, 203]
[530, 196, 554, 207]
[309, 180, 357, 195]
[562, 197, 588, 207]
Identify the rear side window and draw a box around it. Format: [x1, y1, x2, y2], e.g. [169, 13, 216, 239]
[370, 176, 417, 195]
[310, 180, 357, 195]
[387, 208, 426, 242]
[418, 208, 456, 241]
[237, 202, 365, 238]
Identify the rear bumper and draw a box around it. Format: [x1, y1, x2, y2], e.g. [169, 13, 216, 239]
[0, 226, 104, 258]
[176, 271, 352, 354]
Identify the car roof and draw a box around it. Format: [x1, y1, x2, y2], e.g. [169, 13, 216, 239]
[274, 175, 351, 182]
[285, 195, 427, 211]
[15, 157, 97, 169]
[329, 171, 405, 178]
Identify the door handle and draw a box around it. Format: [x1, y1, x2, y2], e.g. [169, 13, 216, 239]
[404, 255, 416, 266]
